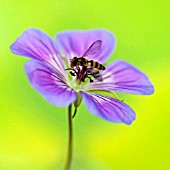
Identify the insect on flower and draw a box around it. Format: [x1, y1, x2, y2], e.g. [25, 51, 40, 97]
[68, 40, 104, 83]
[10, 28, 154, 125]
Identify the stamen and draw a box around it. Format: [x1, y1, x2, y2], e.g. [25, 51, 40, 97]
[70, 71, 76, 76]
[66, 64, 103, 84]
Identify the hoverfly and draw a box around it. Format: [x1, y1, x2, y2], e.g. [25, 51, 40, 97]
[70, 40, 105, 70]
[69, 40, 105, 82]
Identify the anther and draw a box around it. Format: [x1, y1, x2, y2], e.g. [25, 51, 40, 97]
[70, 71, 76, 76]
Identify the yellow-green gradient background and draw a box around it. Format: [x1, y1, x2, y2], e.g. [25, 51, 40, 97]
[0, 0, 169, 169]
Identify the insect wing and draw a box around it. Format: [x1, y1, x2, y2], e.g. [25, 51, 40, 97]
[82, 40, 102, 57]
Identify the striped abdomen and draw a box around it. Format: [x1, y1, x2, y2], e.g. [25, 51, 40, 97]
[88, 60, 105, 70]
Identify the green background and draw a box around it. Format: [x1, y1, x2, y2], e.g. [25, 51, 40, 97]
[0, 0, 169, 169]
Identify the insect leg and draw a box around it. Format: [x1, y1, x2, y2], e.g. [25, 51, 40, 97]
[65, 68, 78, 77]
[86, 76, 94, 82]
[70, 71, 76, 76]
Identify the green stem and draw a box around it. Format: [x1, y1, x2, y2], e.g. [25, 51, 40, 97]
[64, 104, 73, 170]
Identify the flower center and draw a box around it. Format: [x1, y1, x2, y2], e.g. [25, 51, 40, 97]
[66, 66, 93, 91]
[66, 66, 97, 91]
[69, 65, 95, 83]
[65, 57, 104, 91]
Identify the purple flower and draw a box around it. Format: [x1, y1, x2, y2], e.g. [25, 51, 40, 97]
[10, 28, 154, 125]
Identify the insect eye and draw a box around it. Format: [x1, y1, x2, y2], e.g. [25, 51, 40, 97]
[71, 57, 77, 66]
[73, 60, 77, 66]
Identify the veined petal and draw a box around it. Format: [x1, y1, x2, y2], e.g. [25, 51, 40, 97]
[81, 92, 136, 125]
[25, 60, 77, 107]
[85, 60, 154, 95]
[10, 28, 66, 77]
[56, 29, 116, 64]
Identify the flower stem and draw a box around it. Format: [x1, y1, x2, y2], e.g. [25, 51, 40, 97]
[64, 104, 73, 170]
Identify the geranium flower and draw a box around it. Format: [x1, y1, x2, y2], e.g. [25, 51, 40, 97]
[10, 28, 154, 125]
[10, 28, 154, 169]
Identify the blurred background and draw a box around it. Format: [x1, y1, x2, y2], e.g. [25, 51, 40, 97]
[0, 0, 169, 169]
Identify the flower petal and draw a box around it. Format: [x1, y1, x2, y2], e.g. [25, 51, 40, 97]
[85, 60, 154, 95]
[56, 29, 116, 64]
[10, 28, 66, 73]
[25, 60, 77, 107]
[81, 92, 136, 125]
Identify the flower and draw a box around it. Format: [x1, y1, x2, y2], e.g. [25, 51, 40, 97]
[10, 28, 154, 125]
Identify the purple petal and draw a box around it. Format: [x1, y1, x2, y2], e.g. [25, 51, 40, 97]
[81, 92, 136, 125]
[56, 29, 116, 64]
[25, 60, 77, 107]
[85, 60, 154, 95]
[10, 28, 65, 71]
